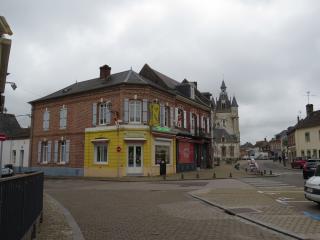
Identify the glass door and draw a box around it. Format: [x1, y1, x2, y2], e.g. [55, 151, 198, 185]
[127, 145, 143, 175]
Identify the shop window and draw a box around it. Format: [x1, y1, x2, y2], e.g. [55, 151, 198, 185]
[94, 143, 108, 164]
[155, 145, 170, 164]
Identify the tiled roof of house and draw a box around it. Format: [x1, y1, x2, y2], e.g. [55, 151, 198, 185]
[0, 113, 30, 139]
[295, 110, 320, 130]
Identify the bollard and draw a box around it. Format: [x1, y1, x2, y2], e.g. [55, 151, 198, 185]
[270, 170, 272, 175]
[229, 172, 232, 178]
[196, 172, 200, 179]
[264, 169, 266, 175]
[181, 173, 184, 180]
[213, 172, 216, 179]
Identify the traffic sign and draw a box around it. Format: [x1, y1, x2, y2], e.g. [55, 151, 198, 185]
[0, 134, 6, 141]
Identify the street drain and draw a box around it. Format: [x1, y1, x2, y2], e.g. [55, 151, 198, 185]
[225, 208, 260, 215]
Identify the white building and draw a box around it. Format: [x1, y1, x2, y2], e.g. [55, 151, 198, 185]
[0, 113, 30, 171]
[212, 81, 240, 164]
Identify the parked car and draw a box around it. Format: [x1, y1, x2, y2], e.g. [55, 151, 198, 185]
[303, 159, 320, 179]
[291, 157, 307, 169]
[1, 166, 14, 177]
[304, 164, 320, 204]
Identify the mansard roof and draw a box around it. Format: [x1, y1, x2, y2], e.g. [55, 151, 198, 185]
[30, 64, 211, 108]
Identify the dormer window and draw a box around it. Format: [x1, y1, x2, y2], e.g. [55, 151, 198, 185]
[190, 85, 195, 99]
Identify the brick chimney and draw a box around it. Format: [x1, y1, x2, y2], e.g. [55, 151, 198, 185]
[306, 104, 313, 117]
[100, 65, 111, 79]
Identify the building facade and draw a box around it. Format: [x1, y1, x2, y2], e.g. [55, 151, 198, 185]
[0, 113, 30, 171]
[294, 104, 320, 159]
[29, 64, 213, 176]
[212, 81, 240, 164]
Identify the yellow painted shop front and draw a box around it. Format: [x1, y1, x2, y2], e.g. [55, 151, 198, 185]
[84, 126, 176, 177]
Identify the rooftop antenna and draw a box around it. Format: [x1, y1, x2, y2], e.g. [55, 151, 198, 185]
[305, 91, 316, 104]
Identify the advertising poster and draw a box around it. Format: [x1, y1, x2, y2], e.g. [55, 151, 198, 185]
[178, 142, 194, 164]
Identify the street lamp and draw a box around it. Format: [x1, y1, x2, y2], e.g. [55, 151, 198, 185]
[6, 81, 17, 90]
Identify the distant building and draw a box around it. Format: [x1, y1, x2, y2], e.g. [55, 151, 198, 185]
[212, 81, 240, 164]
[294, 104, 320, 159]
[0, 113, 30, 171]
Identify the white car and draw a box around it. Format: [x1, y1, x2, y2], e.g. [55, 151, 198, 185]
[304, 165, 320, 204]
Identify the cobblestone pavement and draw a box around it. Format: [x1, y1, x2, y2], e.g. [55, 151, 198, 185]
[44, 179, 292, 240]
[37, 193, 73, 240]
[191, 179, 320, 240]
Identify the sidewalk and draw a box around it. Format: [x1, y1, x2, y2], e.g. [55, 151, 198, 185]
[36, 193, 73, 240]
[190, 179, 320, 240]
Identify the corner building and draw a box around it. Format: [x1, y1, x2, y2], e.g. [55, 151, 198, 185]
[30, 64, 212, 177]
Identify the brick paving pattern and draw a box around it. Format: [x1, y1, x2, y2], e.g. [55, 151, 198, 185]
[43, 180, 292, 240]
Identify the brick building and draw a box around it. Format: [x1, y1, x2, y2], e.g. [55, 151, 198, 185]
[29, 64, 212, 176]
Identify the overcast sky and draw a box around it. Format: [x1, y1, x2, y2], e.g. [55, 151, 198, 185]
[2, 0, 320, 144]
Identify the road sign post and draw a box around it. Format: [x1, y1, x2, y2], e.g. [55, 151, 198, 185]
[0, 133, 7, 178]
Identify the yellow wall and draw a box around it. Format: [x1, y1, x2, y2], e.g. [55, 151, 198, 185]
[84, 127, 176, 177]
[295, 126, 320, 158]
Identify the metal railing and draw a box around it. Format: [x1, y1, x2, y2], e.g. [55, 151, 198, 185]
[0, 172, 44, 240]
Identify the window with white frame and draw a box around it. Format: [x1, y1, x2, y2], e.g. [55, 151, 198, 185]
[190, 85, 195, 99]
[39, 141, 51, 163]
[99, 102, 111, 125]
[59, 106, 67, 129]
[155, 144, 170, 164]
[12, 150, 16, 164]
[191, 113, 196, 134]
[54, 140, 70, 164]
[164, 106, 170, 127]
[177, 108, 184, 128]
[59, 140, 67, 163]
[305, 132, 310, 142]
[43, 109, 50, 131]
[94, 143, 108, 163]
[129, 100, 142, 123]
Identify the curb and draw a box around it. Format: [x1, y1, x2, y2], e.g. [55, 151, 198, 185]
[189, 193, 305, 240]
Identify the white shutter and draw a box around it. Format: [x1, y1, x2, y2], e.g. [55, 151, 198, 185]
[183, 111, 187, 129]
[64, 108, 68, 128]
[142, 99, 148, 123]
[160, 104, 165, 127]
[46, 111, 50, 130]
[37, 141, 42, 163]
[106, 108, 111, 124]
[170, 107, 174, 127]
[124, 98, 129, 123]
[43, 112, 46, 130]
[47, 141, 52, 162]
[54, 141, 58, 163]
[59, 109, 63, 129]
[200, 116, 204, 129]
[196, 114, 199, 130]
[92, 103, 97, 126]
[189, 112, 193, 129]
[207, 118, 210, 133]
[175, 108, 179, 126]
[65, 140, 70, 163]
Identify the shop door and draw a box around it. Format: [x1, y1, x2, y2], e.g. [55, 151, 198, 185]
[127, 145, 143, 175]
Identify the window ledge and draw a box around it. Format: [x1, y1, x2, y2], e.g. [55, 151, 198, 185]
[94, 162, 108, 165]
[57, 162, 66, 165]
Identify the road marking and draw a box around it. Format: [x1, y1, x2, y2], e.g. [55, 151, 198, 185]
[304, 211, 320, 221]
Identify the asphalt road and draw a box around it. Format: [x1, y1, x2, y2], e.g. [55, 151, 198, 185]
[246, 160, 320, 220]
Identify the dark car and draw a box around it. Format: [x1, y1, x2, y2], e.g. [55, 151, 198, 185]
[291, 157, 308, 169]
[303, 159, 320, 179]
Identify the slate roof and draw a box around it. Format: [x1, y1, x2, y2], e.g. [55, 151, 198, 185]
[213, 128, 238, 143]
[0, 113, 30, 139]
[295, 110, 320, 130]
[31, 69, 171, 103]
[231, 96, 238, 107]
[241, 142, 254, 148]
